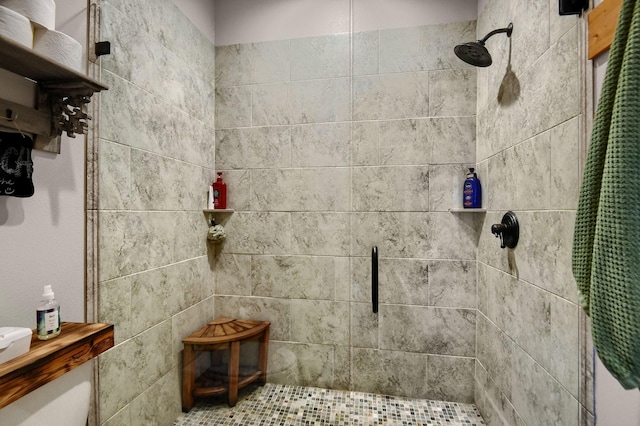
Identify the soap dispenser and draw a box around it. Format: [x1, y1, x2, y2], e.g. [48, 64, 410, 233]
[212, 172, 227, 209]
[37, 285, 61, 340]
[463, 168, 482, 208]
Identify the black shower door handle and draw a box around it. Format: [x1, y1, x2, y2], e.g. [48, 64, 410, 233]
[372, 246, 378, 313]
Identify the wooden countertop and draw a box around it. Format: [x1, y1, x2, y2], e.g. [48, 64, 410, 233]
[0, 322, 114, 410]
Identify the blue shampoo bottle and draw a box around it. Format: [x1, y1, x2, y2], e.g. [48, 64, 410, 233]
[463, 168, 482, 208]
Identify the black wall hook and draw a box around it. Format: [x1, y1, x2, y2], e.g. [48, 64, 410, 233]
[491, 211, 519, 249]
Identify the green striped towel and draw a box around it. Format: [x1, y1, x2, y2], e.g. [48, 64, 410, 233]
[573, 0, 640, 389]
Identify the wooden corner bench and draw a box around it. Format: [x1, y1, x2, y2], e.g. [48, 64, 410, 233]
[181, 318, 270, 411]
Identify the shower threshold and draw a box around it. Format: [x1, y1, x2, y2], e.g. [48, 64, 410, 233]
[174, 383, 485, 425]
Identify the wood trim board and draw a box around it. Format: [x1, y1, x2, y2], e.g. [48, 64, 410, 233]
[588, 0, 623, 59]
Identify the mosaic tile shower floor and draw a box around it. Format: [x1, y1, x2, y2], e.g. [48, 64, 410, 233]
[174, 383, 485, 425]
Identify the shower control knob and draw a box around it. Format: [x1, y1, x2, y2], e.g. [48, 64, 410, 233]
[491, 211, 519, 249]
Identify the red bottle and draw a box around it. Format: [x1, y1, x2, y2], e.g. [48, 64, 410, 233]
[212, 172, 227, 209]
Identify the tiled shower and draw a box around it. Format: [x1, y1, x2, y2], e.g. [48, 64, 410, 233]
[94, 0, 591, 425]
[214, 18, 480, 402]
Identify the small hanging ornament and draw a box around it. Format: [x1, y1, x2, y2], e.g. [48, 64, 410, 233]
[207, 219, 226, 244]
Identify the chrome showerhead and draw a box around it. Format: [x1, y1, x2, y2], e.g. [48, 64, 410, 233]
[454, 23, 513, 67]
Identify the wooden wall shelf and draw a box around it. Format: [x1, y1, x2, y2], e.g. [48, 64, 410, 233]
[0, 34, 109, 153]
[0, 322, 114, 410]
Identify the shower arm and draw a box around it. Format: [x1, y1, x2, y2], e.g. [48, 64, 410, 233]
[479, 23, 513, 44]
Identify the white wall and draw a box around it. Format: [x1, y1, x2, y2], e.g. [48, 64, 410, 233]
[214, 0, 477, 46]
[0, 0, 87, 329]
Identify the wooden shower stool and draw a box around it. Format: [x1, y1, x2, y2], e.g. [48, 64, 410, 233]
[181, 318, 270, 411]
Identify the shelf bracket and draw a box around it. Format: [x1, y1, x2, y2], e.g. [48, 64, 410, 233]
[50, 93, 92, 138]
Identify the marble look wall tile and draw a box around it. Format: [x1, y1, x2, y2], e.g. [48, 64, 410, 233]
[171, 299, 213, 368]
[291, 213, 351, 256]
[219, 169, 252, 211]
[379, 21, 477, 73]
[476, 211, 512, 274]
[516, 211, 578, 302]
[173, 212, 209, 262]
[429, 69, 476, 117]
[291, 300, 349, 345]
[252, 168, 350, 211]
[351, 348, 428, 398]
[99, 340, 139, 423]
[485, 261, 579, 396]
[428, 164, 470, 211]
[101, 3, 212, 118]
[511, 345, 579, 426]
[333, 345, 351, 389]
[380, 258, 429, 306]
[215, 86, 252, 129]
[351, 212, 480, 259]
[213, 295, 290, 341]
[350, 302, 378, 348]
[99, 321, 173, 422]
[476, 262, 489, 316]
[130, 258, 212, 336]
[428, 260, 476, 308]
[252, 83, 291, 126]
[268, 341, 335, 388]
[215, 44, 252, 87]
[550, 116, 580, 209]
[129, 368, 180, 426]
[99, 212, 176, 281]
[379, 119, 432, 166]
[215, 254, 252, 296]
[130, 150, 204, 211]
[99, 140, 131, 210]
[100, 71, 213, 167]
[291, 34, 350, 80]
[102, 406, 131, 426]
[215, 126, 291, 169]
[476, 360, 526, 426]
[427, 355, 475, 403]
[510, 0, 550, 74]
[352, 121, 379, 166]
[351, 166, 430, 212]
[379, 117, 474, 166]
[351, 257, 429, 305]
[289, 78, 351, 124]
[292, 123, 351, 167]
[476, 313, 513, 401]
[380, 305, 475, 356]
[513, 132, 552, 210]
[514, 284, 579, 397]
[430, 117, 476, 164]
[107, 0, 215, 80]
[253, 79, 351, 126]
[353, 72, 430, 120]
[99, 278, 132, 344]
[550, 1, 579, 45]
[476, 99, 512, 162]
[486, 149, 517, 211]
[513, 26, 580, 146]
[220, 212, 291, 255]
[353, 31, 379, 76]
[484, 262, 519, 333]
[251, 255, 338, 300]
[216, 40, 290, 87]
